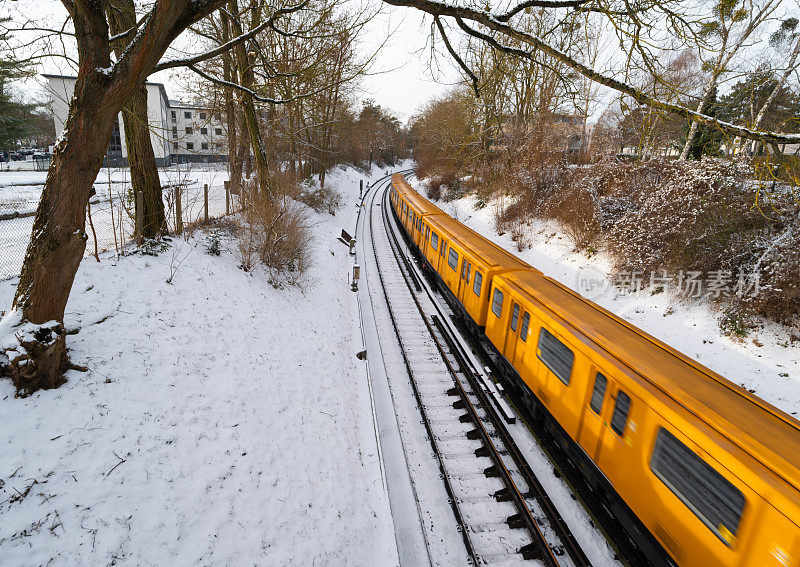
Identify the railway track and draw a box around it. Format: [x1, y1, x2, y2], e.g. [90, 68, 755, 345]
[362, 173, 591, 566]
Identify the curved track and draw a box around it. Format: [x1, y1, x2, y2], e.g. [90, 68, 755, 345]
[361, 172, 592, 566]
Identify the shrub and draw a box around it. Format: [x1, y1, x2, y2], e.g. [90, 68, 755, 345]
[236, 173, 313, 284]
[298, 184, 341, 215]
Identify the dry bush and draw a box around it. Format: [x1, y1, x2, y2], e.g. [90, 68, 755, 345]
[425, 177, 443, 201]
[298, 183, 341, 215]
[235, 173, 313, 285]
[599, 159, 761, 274]
[544, 180, 601, 252]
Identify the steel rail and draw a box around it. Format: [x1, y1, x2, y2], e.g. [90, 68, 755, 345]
[376, 182, 565, 566]
[365, 174, 481, 565]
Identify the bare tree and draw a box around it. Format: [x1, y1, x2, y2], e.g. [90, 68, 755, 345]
[381, 0, 800, 148]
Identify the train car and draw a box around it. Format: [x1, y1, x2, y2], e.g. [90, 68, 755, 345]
[389, 174, 800, 567]
[391, 174, 444, 249]
[424, 213, 534, 329]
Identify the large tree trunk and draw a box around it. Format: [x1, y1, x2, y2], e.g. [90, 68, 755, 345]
[230, 0, 270, 195]
[108, 0, 167, 238]
[8, 73, 121, 394]
[121, 86, 167, 237]
[221, 9, 243, 196]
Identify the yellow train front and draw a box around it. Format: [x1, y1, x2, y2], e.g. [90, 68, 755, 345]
[389, 173, 800, 567]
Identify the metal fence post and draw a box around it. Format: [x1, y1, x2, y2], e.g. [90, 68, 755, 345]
[224, 180, 230, 215]
[204, 183, 209, 223]
[175, 186, 182, 234]
[135, 190, 143, 245]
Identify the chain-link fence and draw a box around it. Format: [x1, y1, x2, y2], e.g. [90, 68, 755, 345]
[0, 165, 237, 281]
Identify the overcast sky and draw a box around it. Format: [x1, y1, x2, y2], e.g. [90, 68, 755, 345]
[354, 5, 460, 121]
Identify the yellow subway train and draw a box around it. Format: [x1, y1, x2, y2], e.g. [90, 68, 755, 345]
[389, 173, 800, 567]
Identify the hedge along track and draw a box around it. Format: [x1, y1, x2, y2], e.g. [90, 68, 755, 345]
[366, 176, 590, 566]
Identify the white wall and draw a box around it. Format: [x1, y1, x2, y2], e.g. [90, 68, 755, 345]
[46, 76, 170, 161]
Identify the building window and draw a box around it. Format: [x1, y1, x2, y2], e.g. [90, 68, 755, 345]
[215, 128, 222, 136]
[172, 127, 178, 139]
[201, 127, 207, 135]
[184, 111, 192, 119]
[201, 142, 208, 150]
[185, 127, 192, 134]
[170, 111, 176, 121]
[108, 119, 122, 156]
[200, 112, 206, 120]
[186, 142, 194, 150]
[173, 142, 178, 150]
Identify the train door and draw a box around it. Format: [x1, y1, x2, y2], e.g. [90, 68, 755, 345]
[458, 257, 471, 303]
[428, 231, 440, 270]
[595, 379, 640, 483]
[422, 223, 430, 256]
[503, 302, 521, 363]
[577, 368, 607, 460]
[513, 309, 532, 368]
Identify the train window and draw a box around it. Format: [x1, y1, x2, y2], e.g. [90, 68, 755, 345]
[650, 428, 744, 547]
[448, 248, 459, 271]
[537, 328, 573, 385]
[461, 260, 470, 281]
[440, 242, 447, 257]
[473, 271, 482, 296]
[520, 312, 530, 341]
[491, 288, 504, 317]
[510, 304, 520, 331]
[610, 390, 630, 436]
[431, 232, 439, 251]
[590, 373, 607, 414]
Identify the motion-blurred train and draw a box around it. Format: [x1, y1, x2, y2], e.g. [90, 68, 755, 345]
[389, 173, 800, 567]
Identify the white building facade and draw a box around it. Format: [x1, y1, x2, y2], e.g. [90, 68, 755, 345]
[167, 102, 228, 164]
[45, 75, 227, 166]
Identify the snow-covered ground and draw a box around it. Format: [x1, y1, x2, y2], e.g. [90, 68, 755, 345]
[416, 183, 800, 417]
[0, 164, 402, 566]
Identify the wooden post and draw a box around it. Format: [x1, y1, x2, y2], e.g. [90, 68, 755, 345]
[135, 190, 143, 244]
[224, 180, 230, 215]
[204, 183, 209, 223]
[174, 186, 182, 234]
[359, 179, 363, 198]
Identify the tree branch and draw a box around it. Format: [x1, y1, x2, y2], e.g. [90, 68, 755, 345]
[153, 0, 309, 73]
[435, 16, 480, 96]
[381, 0, 800, 145]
